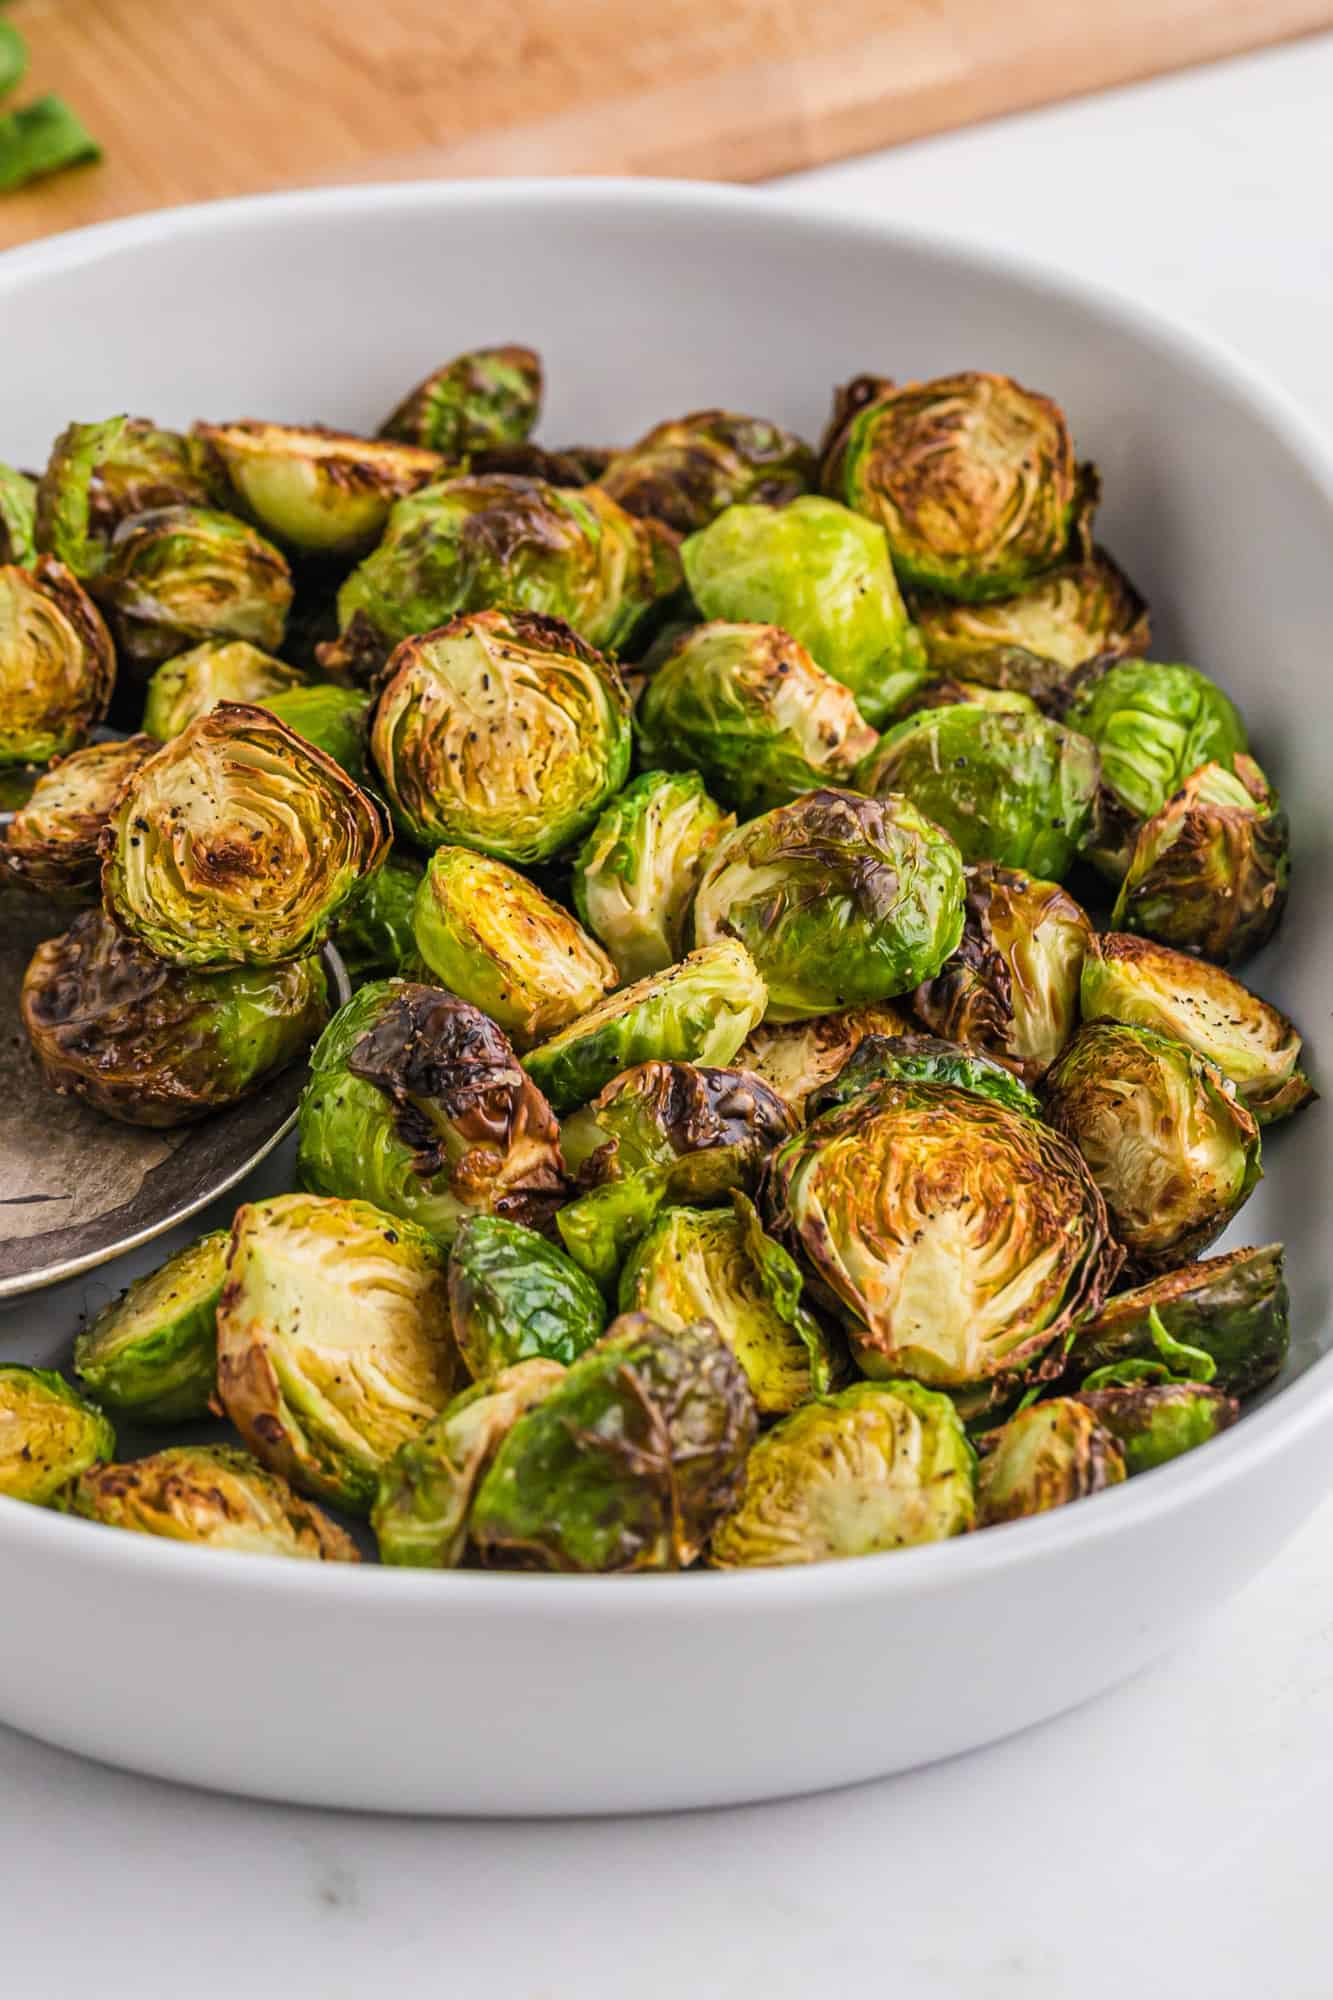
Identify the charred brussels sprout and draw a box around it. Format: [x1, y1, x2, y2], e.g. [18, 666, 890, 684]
[70, 1445, 359, 1559]
[412, 845, 616, 1049]
[1073, 1382, 1237, 1476]
[217, 1192, 456, 1511]
[522, 939, 767, 1115]
[0, 1365, 114, 1506]
[0, 556, 115, 765]
[22, 910, 329, 1126]
[369, 609, 631, 862]
[763, 1080, 1120, 1403]
[74, 1230, 228, 1421]
[379, 345, 543, 455]
[35, 416, 223, 579]
[807, 1033, 1041, 1123]
[598, 409, 815, 534]
[296, 980, 566, 1245]
[196, 421, 442, 556]
[2, 733, 157, 897]
[711, 1379, 975, 1567]
[1111, 757, 1289, 965]
[0, 462, 37, 566]
[1062, 1244, 1289, 1399]
[330, 852, 423, 985]
[911, 549, 1149, 678]
[681, 497, 927, 727]
[373, 1359, 565, 1567]
[91, 506, 292, 674]
[820, 371, 1090, 601]
[571, 768, 733, 982]
[901, 677, 1039, 718]
[102, 703, 388, 967]
[448, 1216, 606, 1375]
[913, 862, 1092, 1081]
[1044, 1022, 1261, 1268]
[856, 705, 1100, 880]
[142, 638, 305, 740]
[977, 1399, 1125, 1525]
[735, 1002, 914, 1122]
[692, 788, 964, 1021]
[470, 1313, 757, 1571]
[636, 621, 877, 814]
[1081, 932, 1313, 1123]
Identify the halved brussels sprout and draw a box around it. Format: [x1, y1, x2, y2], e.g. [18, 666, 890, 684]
[0, 556, 115, 766]
[855, 705, 1100, 881]
[379, 345, 543, 455]
[976, 1399, 1125, 1525]
[296, 980, 566, 1245]
[1073, 1382, 1237, 1476]
[260, 682, 373, 784]
[142, 638, 305, 740]
[372, 1359, 566, 1568]
[369, 608, 631, 862]
[0, 462, 37, 566]
[734, 1001, 914, 1122]
[91, 506, 292, 673]
[692, 788, 964, 1021]
[1111, 757, 1290, 965]
[470, 1312, 757, 1571]
[636, 621, 878, 815]
[561, 1058, 795, 1189]
[680, 496, 928, 726]
[1064, 658, 1247, 839]
[330, 851, 423, 985]
[1, 733, 157, 896]
[70, 1445, 359, 1559]
[196, 421, 442, 556]
[217, 1191, 456, 1511]
[469, 442, 613, 487]
[411, 845, 616, 1049]
[35, 416, 223, 579]
[710, 1379, 975, 1567]
[22, 910, 329, 1126]
[571, 768, 733, 982]
[911, 549, 1149, 677]
[806, 1033, 1041, 1123]
[448, 1216, 607, 1376]
[820, 370, 1090, 601]
[1081, 932, 1313, 1123]
[901, 677, 1039, 717]
[74, 1229, 228, 1421]
[324, 474, 680, 679]
[522, 938, 767, 1115]
[1044, 1022, 1262, 1268]
[763, 1079, 1121, 1402]
[913, 862, 1092, 1081]
[0, 1365, 114, 1506]
[102, 703, 388, 968]
[1061, 1244, 1288, 1399]
[598, 409, 815, 534]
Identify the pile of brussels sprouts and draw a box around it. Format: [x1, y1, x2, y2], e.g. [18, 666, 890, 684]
[0, 346, 1315, 1569]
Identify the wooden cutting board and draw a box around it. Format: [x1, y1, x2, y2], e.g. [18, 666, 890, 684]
[2, 0, 1330, 251]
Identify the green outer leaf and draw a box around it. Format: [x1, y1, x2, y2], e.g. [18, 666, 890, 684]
[73, 1230, 228, 1422]
[555, 1169, 669, 1295]
[0, 462, 37, 566]
[1061, 1244, 1287, 1399]
[0, 93, 101, 194]
[447, 1216, 607, 1376]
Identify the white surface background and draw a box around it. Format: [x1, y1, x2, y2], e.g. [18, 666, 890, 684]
[5, 33, 1333, 1995]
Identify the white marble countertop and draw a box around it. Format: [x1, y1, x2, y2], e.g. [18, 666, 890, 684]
[5, 33, 1333, 1996]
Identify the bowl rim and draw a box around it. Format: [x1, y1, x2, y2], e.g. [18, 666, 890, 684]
[2, 174, 1329, 1609]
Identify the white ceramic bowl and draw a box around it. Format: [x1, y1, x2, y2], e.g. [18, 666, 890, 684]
[1, 180, 1329, 1816]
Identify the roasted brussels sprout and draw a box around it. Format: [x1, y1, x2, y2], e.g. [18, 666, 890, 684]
[913, 862, 1092, 1081]
[692, 788, 964, 1021]
[142, 638, 305, 740]
[22, 910, 329, 1126]
[70, 1445, 359, 1559]
[636, 621, 877, 814]
[901, 677, 1039, 717]
[1081, 932, 1313, 1123]
[470, 1313, 757, 1571]
[35, 416, 223, 579]
[911, 549, 1149, 678]
[469, 442, 613, 487]
[0, 556, 115, 766]
[561, 1058, 795, 1188]
[1111, 757, 1290, 965]
[571, 768, 733, 982]
[102, 703, 388, 968]
[448, 1216, 607, 1376]
[329, 851, 423, 984]
[1, 733, 157, 897]
[196, 421, 442, 556]
[1072, 1381, 1237, 1476]
[259, 682, 372, 784]
[856, 705, 1100, 880]
[711, 1379, 975, 1567]
[681, 497, 928, 727]
[411, 845, 616, 1049]
[598, 409, 815, 534]
[372, 1359, 565, 1567]
[976, 1399, 1125, 1525]
[806, 1033, 1041, 1123]
[1062, 1244, 1288, 1399]
[217, 1192, 456, 1511]
[74, 1229, 228, 1421]
[734, 1001, 914, 1122]
[763, 1079, 1120, 1403]
[0, 461, 37, 566]
[369, 608, 631, 862]
[0, 1365, 114, 1506]
[522, 938, 767, 1115]
[1044, 1022, 1262, 1268]
[91, 506, 292, 674]
[379, 345, 543, 455]
[555, 1171, 672, 1296]
[820, 371, 1090, 601]
[296, 980, 566, 1245]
